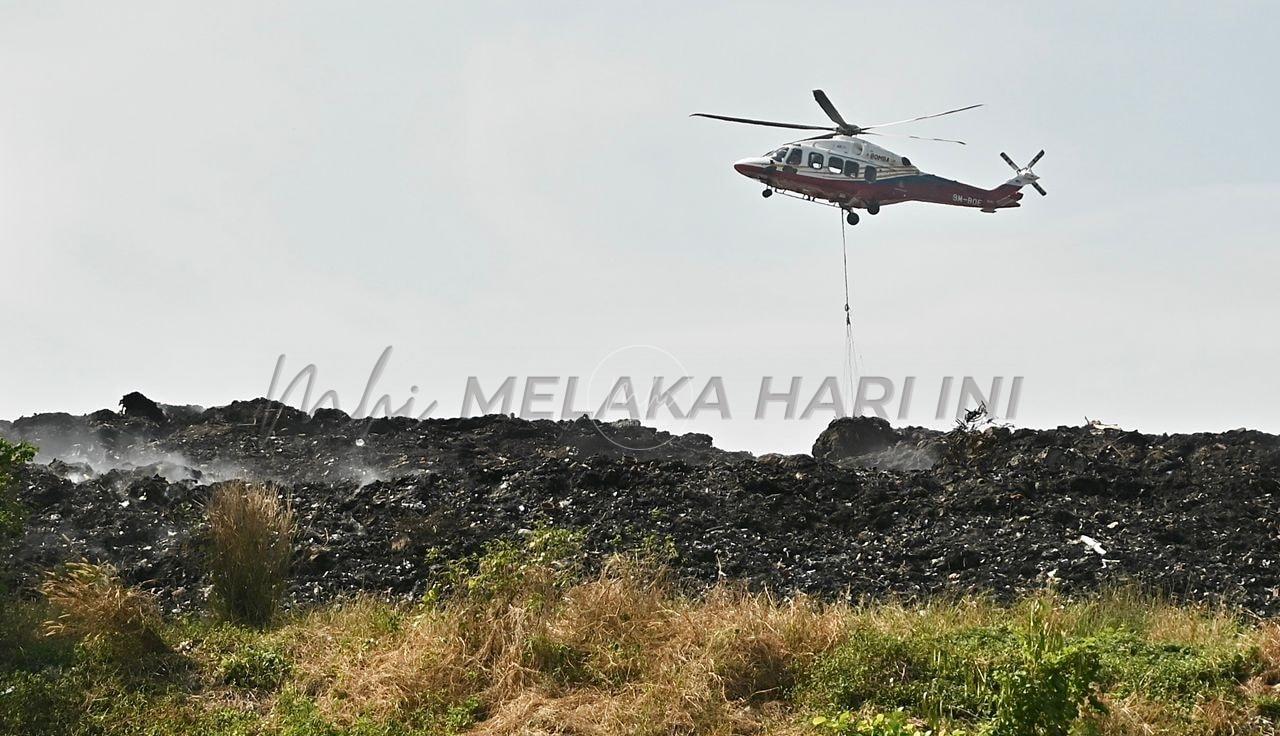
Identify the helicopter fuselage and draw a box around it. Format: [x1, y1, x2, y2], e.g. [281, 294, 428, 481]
[733, 136, 1025, 213]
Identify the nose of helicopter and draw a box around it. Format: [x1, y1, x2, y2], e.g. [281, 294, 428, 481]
[733, 157, 771, 178]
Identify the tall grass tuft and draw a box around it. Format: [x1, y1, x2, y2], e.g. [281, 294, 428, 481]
[40, 561, 167, 663]
[206, 480, 295, 628]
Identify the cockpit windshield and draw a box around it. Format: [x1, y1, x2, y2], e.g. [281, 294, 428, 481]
[769, 148, 788, 162]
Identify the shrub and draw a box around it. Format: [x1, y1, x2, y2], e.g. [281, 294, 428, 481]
[40, 561, 168, 664]
[985, 623, 1101, 736]
[0, 438, 36, 543]
[442, 526, 584, 609]
[206, 480, 295, 628]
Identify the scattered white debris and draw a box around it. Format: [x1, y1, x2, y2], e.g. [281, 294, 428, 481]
[1080, 535, 1107, 556]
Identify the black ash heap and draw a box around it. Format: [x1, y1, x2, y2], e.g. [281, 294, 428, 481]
[3, 397, 1279, 614]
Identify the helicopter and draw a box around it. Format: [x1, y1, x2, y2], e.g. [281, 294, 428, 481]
[693, 90, 1044, 225]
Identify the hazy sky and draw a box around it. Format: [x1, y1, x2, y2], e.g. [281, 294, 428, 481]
[3, 2, 1277, 454]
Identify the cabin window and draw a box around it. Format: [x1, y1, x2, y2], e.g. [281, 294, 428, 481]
[843, 159, 859, 177]
[864, 165, 877, 182]
[808, 152, 824, 169]
[827, 156, 844, 174]
[771, 148, 788, 162]
[786, 148, 802, 166]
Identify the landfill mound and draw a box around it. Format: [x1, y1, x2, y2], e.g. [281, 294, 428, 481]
[4, 399, 1280, 614]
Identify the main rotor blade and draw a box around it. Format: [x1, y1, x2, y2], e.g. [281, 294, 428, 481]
[1028, 149, 1045, 168]
[1031, 182, 1047, 196]
[812, 89, 852, 130]
[689, 113, 835, 132]
[1000, 152, 1020, 171]
[861, 103, 983, 131]
[863, 131, 967, 145]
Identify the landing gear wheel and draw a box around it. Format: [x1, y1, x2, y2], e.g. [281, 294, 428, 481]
[846, 211, 860, 226]
[761, 189, 773, 198]
[867, 201, 880, 215]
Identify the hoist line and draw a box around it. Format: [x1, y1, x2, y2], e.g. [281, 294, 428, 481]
[839, 212, 858, 415]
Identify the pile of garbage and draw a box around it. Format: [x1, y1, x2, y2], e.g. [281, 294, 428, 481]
[4, 397, 1279, 614]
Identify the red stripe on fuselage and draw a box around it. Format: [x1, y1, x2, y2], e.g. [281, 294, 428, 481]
[738, 164, 1020, 210]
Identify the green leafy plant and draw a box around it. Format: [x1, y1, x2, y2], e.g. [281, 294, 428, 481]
[0, 438, 36, 542]
[984, 604, 1103, 736]
[812, 710, 961, 736]
[432, 526, 583, 609]
[985, 643, 1101, 735]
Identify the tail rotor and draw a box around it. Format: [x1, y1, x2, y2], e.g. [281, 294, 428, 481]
[1002, 150, 1047, 196]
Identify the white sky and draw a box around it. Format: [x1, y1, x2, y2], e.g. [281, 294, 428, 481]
[3, 1, 1277, 454]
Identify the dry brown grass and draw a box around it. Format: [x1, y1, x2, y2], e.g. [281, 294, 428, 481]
[276, 560, 1280, 735]
[305, 605, 478, 719]
[1076, 692, 1264, 736]
[853, 594, 1001, 639]
[40, 561, 167, 660]
[1256, 621, 1280, 686]
[22, 547, 1280, 736]
[288, 556, 849, 734]
[1080, 693, 1180, 735]
[206, 480, 295, 628]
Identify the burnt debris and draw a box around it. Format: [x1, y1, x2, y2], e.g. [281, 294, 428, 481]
[3, 402, 1280, 614]
[119, 392, 168, 425]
